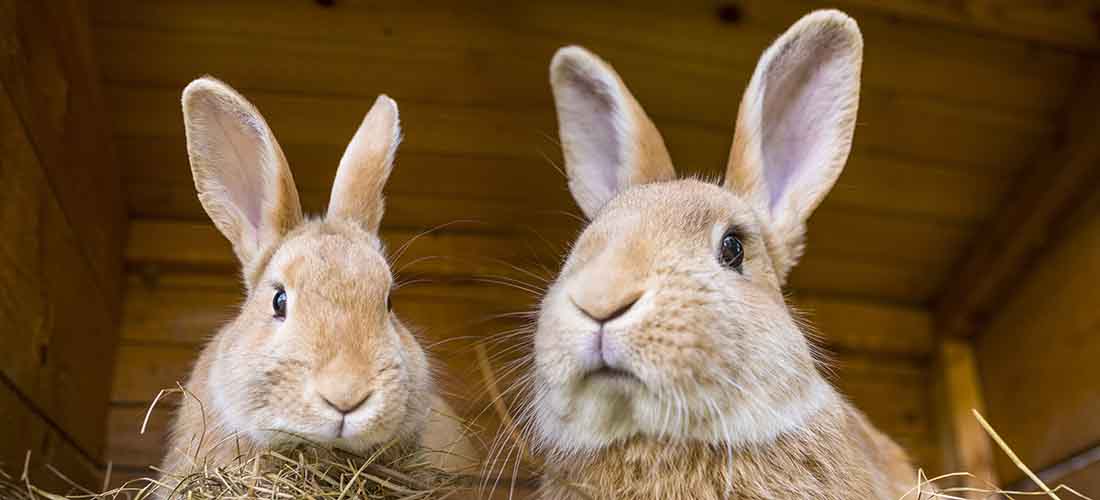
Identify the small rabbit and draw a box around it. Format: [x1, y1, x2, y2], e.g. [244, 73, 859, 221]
[528, 10, 920, 500]
[161, 78, 473, 479]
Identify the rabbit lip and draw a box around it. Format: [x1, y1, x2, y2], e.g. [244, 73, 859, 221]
[584, 363, 640, 384]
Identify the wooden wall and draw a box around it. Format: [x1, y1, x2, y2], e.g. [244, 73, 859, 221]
[0, 0, 125, 489]
[976, 198, 1100, 493]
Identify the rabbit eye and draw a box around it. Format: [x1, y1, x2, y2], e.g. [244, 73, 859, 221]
[386, 292, 393, 312]
[273, 288, 288, 319]
[719, 230, 744, 272]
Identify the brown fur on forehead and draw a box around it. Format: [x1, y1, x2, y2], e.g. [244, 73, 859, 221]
[602, 180, 759, 234]
[575, 179, 762, 261]
[268, 219, 391, 295]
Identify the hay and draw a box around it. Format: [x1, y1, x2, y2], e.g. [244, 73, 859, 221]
[3, 403, 1093, 500]
[2, 443, 468, 500]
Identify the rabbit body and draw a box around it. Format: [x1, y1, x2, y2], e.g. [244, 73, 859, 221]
[538, 399, 914, 500]
[528, 10, 922, 500]
[160, 79, 472, 479]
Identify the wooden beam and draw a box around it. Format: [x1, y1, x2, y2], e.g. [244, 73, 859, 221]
[934, 339, 999, 496]
[935, 67, 1100, 337]
[836, 0, 1100, 52]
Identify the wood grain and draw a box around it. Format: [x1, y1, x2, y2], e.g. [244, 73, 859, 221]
[88, 0, 1078, 114]
[838, 0, 1100, 52]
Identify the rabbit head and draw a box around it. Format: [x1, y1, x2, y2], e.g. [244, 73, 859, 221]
[532, 11, 862, 455]
[181, 78, 431, 453]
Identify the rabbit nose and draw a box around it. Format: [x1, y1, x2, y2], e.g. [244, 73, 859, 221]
[319, 389, 372, 415]
[572, 291, 642, 324]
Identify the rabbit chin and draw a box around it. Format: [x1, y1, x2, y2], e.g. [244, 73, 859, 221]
[230, 397, 410, 454]
[244, 414, 405, 453]
[532, 367, 838, 455]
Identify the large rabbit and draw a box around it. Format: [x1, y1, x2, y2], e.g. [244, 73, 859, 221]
[161, 78, 473, 480]
[528, 10, 919, 500]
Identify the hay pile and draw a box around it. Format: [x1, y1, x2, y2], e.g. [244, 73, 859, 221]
[3, 410, 1093, 499]
[2, 444, 467, 500]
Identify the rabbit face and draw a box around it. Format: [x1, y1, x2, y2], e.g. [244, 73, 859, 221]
[179, 78, 432, 455]
[533, 180, 827, 453]
[208, 220, 430, 452]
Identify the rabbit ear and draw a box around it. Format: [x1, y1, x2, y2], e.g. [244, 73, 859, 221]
[724, 10, 862, 280]
[182, 77, 303, 268]
[550, 46, 676, 219]
[326, 95, 401, 234]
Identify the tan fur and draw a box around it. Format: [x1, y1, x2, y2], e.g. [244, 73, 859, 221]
[539, 405, 912, 500]
[531, 10, 921, 499]
[162, 78, 473, 480]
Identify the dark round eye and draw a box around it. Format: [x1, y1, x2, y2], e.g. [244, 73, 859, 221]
[273, 288, 287, 319]
[719, 231, 744, 271]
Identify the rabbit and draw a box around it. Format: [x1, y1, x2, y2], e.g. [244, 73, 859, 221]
[159, 77, 474, 481]
[525, 10, 923, 500]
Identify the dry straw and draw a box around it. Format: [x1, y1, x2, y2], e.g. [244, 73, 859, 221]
[3, 443, 467, 500]
[2, 393, 1092, 500]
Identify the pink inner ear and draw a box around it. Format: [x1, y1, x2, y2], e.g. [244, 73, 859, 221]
[760, 34, 849, 211]
[213, 108, 269, 234]
[558, 65, 623, 206]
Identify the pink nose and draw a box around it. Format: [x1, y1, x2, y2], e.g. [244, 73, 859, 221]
[319, 389, 371, 415]
[572, 291, 642, 324]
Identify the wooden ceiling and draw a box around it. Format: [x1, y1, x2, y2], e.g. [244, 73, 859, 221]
[90, 0, 1087, 306]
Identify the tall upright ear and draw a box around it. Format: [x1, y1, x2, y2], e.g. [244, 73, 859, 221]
[326, 95, 401, 234]
[550, 46, 676, 219]
[182, 77, 303, 269]
[724, 10, 862, 281]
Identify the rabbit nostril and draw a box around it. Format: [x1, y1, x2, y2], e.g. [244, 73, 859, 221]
[320, 392, 372, 414]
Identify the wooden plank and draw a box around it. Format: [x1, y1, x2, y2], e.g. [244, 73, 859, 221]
[975, 201, 1100, 487]
[107, 84, 1052, 177]
[117, 137, 1007, 223]
[795, 295, 932, 358]
[936, 68, 1100, 337]
[0, 81, 120, 460]
[0, 0, 125, 313]
[0, 378, 102, 491]
[88, 0, 1079, 115]
[934, 339, 999, 496]
[837, 0, 1100, 52]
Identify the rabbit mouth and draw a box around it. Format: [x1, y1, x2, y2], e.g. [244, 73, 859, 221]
[583, 364, 641, 385]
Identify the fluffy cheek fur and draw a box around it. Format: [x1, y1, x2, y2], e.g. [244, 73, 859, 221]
[206, 314, 428, 452]
[533, 250, 833, 455]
